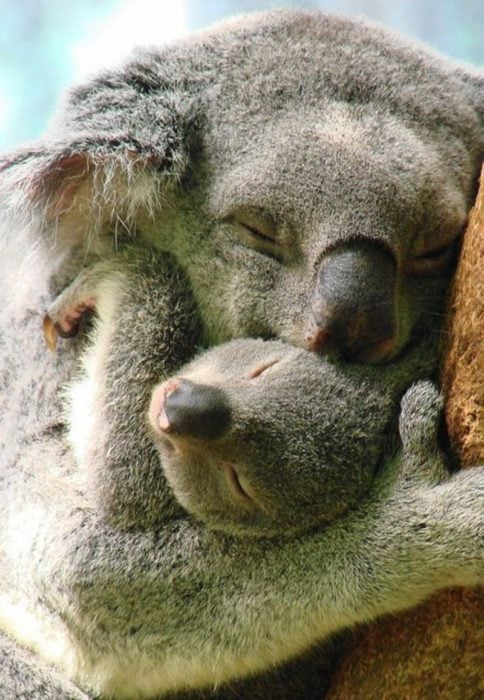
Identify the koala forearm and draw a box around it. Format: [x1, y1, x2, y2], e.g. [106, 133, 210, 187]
[62, 248, 201, 527]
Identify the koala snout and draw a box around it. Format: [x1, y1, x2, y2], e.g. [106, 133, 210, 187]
[305, 243, 397, 362]
[149, 379, 232, 440]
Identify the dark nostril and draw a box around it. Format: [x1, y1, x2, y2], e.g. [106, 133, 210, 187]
[161, 379, 232, 440]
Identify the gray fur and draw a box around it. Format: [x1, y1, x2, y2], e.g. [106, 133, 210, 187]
[0, 630, 89, 700]
[1, 247, 483, 699]
[50, 248, 436, 535]
[54, 248, 202, 529]
[0, 9, 483, 699]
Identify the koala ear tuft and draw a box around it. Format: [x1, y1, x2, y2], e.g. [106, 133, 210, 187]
[0, 65, 197, 251]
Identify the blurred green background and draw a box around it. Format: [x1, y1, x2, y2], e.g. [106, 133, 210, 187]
[1, 0, 483, 150]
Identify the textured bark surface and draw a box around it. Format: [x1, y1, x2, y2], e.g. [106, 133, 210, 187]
[326, 588, 483, 700]
[441, 173, 484, 467]
[325, 168, 484, 700]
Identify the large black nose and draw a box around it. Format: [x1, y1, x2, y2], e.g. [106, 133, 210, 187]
[155, 379, 232, 440]
[305, 242, 397, 362]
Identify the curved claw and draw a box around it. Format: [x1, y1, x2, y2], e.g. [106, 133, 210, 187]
[42, 314, 80, 351]
[43, 314, 59, 352]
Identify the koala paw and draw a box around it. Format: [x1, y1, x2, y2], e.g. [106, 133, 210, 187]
[398, 380, 447, 484]
[43, 298, 96, 350]
[399, 380, 442, 450]
[43, 264, 106, 350]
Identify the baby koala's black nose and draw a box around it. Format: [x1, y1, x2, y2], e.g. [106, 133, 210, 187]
[153, 379, 232, 440]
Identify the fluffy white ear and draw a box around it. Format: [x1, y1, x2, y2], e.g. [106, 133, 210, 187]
[0, 145, 169, 252]
[0, 57, 198, 253]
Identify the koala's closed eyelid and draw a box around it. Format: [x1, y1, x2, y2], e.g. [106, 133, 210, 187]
[223, 214, 288, 262]
[406, 241, 458, 275]
[238, 221, 277, 247]
[247, 359, 280, 379]
[224, 210, 278, 239]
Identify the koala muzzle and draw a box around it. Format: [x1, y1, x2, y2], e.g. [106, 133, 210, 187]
[305, 242, 397, 362]
[150, 379, 232, 440]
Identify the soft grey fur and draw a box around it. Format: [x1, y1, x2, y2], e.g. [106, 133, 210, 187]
[0, 629, 89, 700]
[1, 247, 483, 700]
[0, 9, 483, 699]
[50, 248, 436, 536]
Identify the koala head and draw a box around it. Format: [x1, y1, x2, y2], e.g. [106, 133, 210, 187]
[2, 11, 482, 362]
[169, 105, 465, 362]
[141, 13, 483, 362]
[148, 337, 433, 538]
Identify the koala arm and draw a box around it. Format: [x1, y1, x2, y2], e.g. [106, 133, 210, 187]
[47, 247, 201, 528]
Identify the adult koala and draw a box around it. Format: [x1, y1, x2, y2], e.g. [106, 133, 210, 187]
[0, 8, 483, 699]
[1, 9, 482, 362]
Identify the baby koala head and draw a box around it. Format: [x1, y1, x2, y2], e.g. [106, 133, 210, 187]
[149, 338, 414, 538]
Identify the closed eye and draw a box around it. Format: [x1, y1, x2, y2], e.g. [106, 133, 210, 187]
[407, 242, 457, 275]
[241, 222, 275, 245]
[247, 359, 280, 379]
[224, 211, 285, 261]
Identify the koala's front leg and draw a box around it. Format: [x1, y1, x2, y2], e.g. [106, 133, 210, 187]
[46, 248, 201, 529]
[43, 260, 116, 350]
[333, 381, 483, 625]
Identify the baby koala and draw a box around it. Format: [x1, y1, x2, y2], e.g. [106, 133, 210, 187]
[46, 247, 437, 537]
[148, 338, 437, 537]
